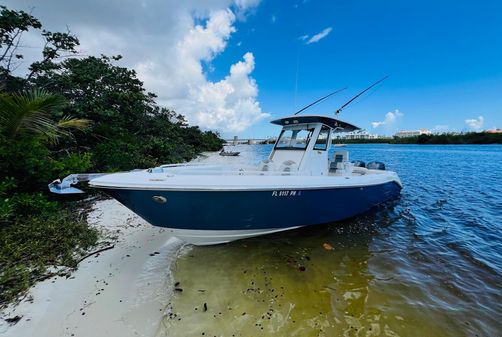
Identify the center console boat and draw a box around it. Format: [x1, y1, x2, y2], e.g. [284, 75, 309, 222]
[50, 115, 402, 245]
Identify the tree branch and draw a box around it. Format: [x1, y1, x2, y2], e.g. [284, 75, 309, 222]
[76, 244, 115, 265]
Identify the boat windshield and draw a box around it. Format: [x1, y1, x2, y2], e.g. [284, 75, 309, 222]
[313, 125, 330, 150]
[275, 128, 314, 150]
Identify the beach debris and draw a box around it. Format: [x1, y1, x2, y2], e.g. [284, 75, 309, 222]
[323, 243, 334, 250]
[4, 315, 22, 325]
[175, 281, 180, 287]
[174, 287, 183, 292]
[165, 305, 174, 319]
[203, 303, 208, 311]
[76, 244, 115, 264]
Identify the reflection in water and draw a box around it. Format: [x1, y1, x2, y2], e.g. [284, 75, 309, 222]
[156, 145, 502, 337]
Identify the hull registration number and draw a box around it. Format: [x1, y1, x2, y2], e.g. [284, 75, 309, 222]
[272, 190, 302, 197]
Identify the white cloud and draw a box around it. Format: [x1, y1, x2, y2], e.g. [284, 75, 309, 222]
[464, 116, 484, 131]
[6, 0, 265, 133]
[305, 27, 332, 44]
[136, 7, 269, 132]
[234, 0, 261, 10]
[182, 52, 268, 132]
[371, 109, 404, 128]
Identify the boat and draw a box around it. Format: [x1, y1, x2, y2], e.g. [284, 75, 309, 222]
[49, 115, 402, 245]
[219, 149, 240, 156]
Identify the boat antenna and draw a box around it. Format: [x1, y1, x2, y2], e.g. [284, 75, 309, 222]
[294, 87, 347, 115]
[334, 76, 389, 116]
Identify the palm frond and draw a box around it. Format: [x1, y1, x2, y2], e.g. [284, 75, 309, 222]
[0, 89, 69, 140]
[57, 116, 93, 130]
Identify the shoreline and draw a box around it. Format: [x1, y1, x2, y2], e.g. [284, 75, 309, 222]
[0, 199, 184, 337]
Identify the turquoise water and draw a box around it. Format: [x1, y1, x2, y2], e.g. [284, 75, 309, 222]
[157, 144, 502, 337]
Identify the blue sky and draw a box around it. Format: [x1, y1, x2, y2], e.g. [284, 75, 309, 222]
[6, 0, 502, 138]
[212, 0, 502, 138]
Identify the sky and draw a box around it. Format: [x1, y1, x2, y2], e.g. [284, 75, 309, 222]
[4, 0, 502, 138]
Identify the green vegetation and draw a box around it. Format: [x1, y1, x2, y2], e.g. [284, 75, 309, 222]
[337, 132, 502, 144]
[0, 5, 223, 306]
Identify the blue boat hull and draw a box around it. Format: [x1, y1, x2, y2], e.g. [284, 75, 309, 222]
[101, 182, 401, 232]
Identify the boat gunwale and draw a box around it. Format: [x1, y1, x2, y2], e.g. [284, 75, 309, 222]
[89, 179, 402, 192]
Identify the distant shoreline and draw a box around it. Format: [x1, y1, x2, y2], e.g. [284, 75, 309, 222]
[334, 132, 502, 145]
[254, 132, 502, 145]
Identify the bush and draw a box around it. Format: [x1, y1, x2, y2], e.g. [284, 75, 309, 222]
[0, 208, 98, 305]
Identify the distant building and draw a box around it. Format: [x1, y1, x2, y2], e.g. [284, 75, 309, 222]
[394, 129, 431, 138]
[333, 130, 387, 140]
[485, 129, 502, 134]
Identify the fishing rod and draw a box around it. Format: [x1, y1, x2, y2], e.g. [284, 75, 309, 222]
[334, 75, 389, 116]
[293, 87, 347, 115]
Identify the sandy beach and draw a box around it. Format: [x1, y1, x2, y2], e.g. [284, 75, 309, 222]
[0, 198, 184, 337]
[0, 151, 231, 337]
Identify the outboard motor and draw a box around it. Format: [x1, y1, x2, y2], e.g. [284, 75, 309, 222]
[351, 160, 366, 168]
[367, 161, 386, 170]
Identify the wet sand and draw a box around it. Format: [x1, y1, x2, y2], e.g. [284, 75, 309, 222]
[0, 199, 183, 337]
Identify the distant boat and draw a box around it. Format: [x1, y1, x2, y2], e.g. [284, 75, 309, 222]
[49, 114, 402, 245]
[334, 143, 347, 147]
[219, 149, 240, 156]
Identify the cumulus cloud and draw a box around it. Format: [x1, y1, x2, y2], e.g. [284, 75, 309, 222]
[5, 0, 266, 133]
[137, 8, 269, 132]
[183, 52, 266, 132]
[305, 27, 332, 44]
[371, 109, 404, 128]
[464, 116, 484, 131]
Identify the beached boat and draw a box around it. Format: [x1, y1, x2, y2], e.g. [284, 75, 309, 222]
[49, 115, 402, 245]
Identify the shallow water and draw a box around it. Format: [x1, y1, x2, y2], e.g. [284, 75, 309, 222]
[157, 144, 502, 337]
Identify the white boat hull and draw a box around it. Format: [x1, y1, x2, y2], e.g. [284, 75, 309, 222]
[164, 226, 302, 245]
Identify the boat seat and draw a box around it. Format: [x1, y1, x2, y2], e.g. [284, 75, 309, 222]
[329, 151, 349, 173]
[259, 159, 274, 172]
[279, 160, 298, 174]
